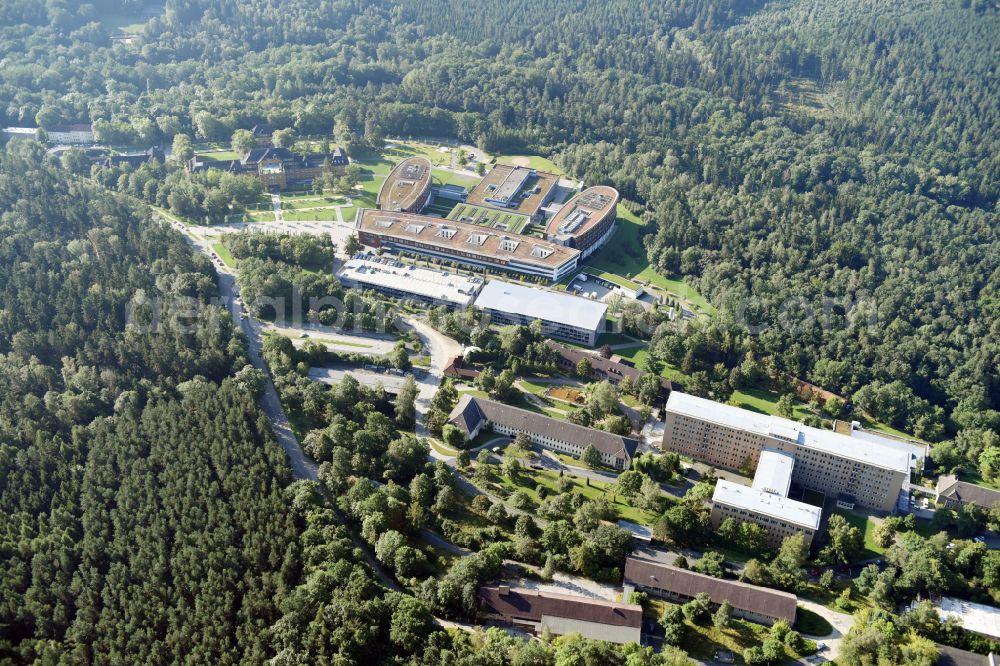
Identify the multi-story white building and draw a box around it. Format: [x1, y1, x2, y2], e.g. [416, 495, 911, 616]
[663, 391, 913, 513]
[473, 280, 606, 346]
[47, 124, 95, 144]
[448, 395, 637, 469]
[336, 253, 483, 308]
[710, 449, 822, 548]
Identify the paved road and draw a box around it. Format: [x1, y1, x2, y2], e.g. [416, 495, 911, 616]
[167, 217, 403, 593]
[397, 315, 463, 438]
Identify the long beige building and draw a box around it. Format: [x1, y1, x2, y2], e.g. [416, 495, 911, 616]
[663, 391, 913, 513]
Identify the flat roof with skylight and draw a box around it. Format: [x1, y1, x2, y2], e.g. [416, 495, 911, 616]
[336, 253, 483, 307]
[545, 185, 619, 241]
[473, 280, 607, 332]
[665, 391, 912, 473]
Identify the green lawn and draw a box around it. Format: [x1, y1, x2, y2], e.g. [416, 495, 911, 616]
[728, 388, 815, 422]
[197, 150, 241, 161]
[832, 510, 885, 560]
[612, 345, 690, 384]
[429, 438, 461, 457]
[431, 167, 482, 189]
[596, 332, 639, 346]
[283, 196, 346, 209]
[583, 205, 715, 315]
[494, 154, 565, 175]
[645, 600, 816, 662]
[211, 243, 235, 268]
[484, 466, 660, 526]
[795, 607, 833, 636]
[383, 141, 454, 167]
[283, 209, 340, 221]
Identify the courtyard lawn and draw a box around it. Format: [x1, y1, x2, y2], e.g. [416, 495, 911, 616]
[431, 167, 482, 189]
[197, 150, 241, 161]
[832, 510, 885, 560]
[645, 599, 816, 662]
[485, 466, 662, 527]
[728, 388, 815, 422]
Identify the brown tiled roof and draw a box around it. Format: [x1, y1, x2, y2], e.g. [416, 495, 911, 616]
[936, 475, 1000, 509]
[446, 394, 638, 461]
[443, 355, 481, 379]
[623, 557, 797, 623]
[355, 209, 578, 270]
[479, 586, 642, 629]
[545, 341, 675, 393]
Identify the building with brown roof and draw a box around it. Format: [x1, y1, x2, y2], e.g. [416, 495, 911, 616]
[467, 164, 560, 221]
[188, 146, 347, 190]
[936, 475, 1000, 511]
[545, 186, 619, 257]
[545, 340, 675, 399]
[442, 355, 480, 380]
[354, 209, 579, 281]
[478, 585, 642, 645]
[623, 557, 797, 626]
[447, 395, 638, 469]
[378, 156, 433, 212]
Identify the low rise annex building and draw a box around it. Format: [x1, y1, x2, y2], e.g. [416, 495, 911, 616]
[662, 391, 914, 513]
[335, 253, 483, 308]
[447, 395, 638, 469]
[623, 557, 797, 626]
[478, 585, 642, 644]
[710, 449, 822, 549]
[474, 280, 607, 346]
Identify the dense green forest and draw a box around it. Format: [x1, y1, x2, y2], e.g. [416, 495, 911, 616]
[0, 0, 996, 462]
[0, 143, 428, 664]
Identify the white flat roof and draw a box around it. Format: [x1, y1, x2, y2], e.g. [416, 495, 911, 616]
[935, 597, 1000, 640]
[753, 449, 794, 496]
[337, 254, 483, 307]
[713, 479, 822, 530]
[474, 279, 607, 332]
[666, 391, 912, 474]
